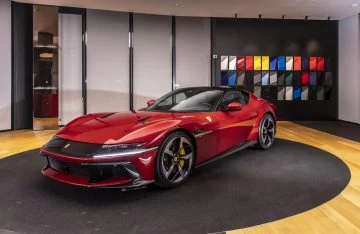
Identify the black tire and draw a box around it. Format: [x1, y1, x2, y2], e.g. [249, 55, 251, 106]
[255, 114, 275, 150]
[155, 131, 195, 188]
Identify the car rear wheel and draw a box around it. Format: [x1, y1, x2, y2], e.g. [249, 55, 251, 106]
[155, 132, 194, 188]
[255, 114, 275, 150]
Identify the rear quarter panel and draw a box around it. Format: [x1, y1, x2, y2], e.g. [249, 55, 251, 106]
[246, 94, 277, 142]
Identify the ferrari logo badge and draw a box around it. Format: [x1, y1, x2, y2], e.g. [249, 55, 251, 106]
[64, 143, 70, 149]
[206, 116, 212, 122]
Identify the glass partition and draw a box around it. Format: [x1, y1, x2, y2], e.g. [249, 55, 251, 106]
[86, 10, 129, 113]
[175, 17, 211, 88]
[58, 12, 83, 125]
[133, 13, 172, 110]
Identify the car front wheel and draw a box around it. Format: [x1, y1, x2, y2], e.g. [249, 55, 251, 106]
[155, 132, 194, 188]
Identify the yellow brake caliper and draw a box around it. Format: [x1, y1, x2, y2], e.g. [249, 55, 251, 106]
[179, 147, 186, 168]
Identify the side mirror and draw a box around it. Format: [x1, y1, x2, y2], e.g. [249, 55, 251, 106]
[147, 99, 156, 107]
[225, 102, 242, 111]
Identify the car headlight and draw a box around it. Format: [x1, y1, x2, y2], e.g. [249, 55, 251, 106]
[92, 143, 146, 158]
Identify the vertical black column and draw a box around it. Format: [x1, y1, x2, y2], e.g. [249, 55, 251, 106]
[172, 16, 176, 90]
[335, 21, 339, 120]
[11, 1, 14, 130]
[129, 13, 134, 111]
[210, 17, 215, 87]
[12, 2, 33, 130]
[82, 10, 87, 114]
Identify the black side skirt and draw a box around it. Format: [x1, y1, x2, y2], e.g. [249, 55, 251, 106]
[195, 141, 257, 168]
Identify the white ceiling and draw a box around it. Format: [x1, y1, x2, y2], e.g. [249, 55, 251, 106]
[16, 0, 360, 20]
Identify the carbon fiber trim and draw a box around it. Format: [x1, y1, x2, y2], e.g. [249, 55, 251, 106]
[43, 137, 103, 158]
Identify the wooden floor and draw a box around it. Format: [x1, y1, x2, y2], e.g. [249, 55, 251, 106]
[0, 130, 56, 159]
[0, 121, 359, 233]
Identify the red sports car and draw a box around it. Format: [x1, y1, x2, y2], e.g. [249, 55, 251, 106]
[41, 87, 276, 189]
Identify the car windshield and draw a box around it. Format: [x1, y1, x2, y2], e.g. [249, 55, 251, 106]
[145, 88, 223, 112]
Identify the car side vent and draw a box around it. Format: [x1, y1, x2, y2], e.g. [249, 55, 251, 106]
[99, 113, 116, 119]
[137, 116, 152, 122]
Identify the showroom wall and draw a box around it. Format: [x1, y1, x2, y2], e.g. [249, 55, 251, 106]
[87, 10, 130, 113]
[9, 4, 360, 127]
[0, 0, 11, 131]
[85, 10, 211, 112]
[213, 18, 338, 120]
[175, 17, 211, 88]
[338, 14, 360, 124]
[133, 14, 172, 110]
[9, 5, 213, 127]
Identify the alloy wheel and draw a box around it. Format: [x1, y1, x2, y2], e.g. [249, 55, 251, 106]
[161, 136, 193, 183]
[260, 115, 275, 147]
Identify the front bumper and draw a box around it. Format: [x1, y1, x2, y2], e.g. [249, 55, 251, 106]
[41, 147, 158, 189]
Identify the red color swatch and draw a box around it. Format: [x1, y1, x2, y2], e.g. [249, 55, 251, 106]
[237, 56, 245, 70]
[293, 56, 301, 71]
[309, 57, 317, 71]
[317, 57, 324, 71]
[301, 71, 309, 85]
[245, 56, 253, 70]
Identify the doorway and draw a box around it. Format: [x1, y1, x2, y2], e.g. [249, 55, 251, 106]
[32, 5, 85, 130]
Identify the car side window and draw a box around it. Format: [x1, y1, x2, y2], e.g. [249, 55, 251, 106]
[158, 92, 186, 107]
[218, 90, 249, 110]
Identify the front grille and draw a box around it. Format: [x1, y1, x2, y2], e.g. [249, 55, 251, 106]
[47, 157, 134, 183]
[44, 137, 102, 158]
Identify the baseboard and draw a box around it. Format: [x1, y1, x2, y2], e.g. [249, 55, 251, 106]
[337, 118, 360, 125]
[0, 129, 13, 133]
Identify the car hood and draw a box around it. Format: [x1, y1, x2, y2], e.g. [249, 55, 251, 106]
[56, 111, 189, 145]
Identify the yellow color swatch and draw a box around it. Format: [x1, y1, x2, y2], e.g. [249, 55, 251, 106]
[254, 56, 261, 70]
[262, 56, 269, 70]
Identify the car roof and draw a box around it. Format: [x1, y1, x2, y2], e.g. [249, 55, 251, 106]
[175, 86, 248, 92]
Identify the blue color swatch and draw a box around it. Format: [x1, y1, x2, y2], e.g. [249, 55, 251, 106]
[270, 56, 278, 70]
[262, 72, 269, 85]
[278, 56, 285, 70]
[302, 57, 309, 70]
[293, 86, 301, 100]
[228, 71, 237, 85]
[221, 71, 228, 85]
[310, 72, 317, 85]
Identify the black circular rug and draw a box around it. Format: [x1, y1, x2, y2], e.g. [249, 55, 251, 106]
[0, 139, 350, 234]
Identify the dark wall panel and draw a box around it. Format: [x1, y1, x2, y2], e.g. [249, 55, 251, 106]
[213, 18, 338, 120]
[12, 2, 33, 129]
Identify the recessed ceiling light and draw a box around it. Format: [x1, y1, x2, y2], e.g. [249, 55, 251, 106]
[352, 3, 359, 7]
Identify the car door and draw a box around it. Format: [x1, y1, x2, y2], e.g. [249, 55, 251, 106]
[215, 90, 258, 154]
[193, 112, 220, 164]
